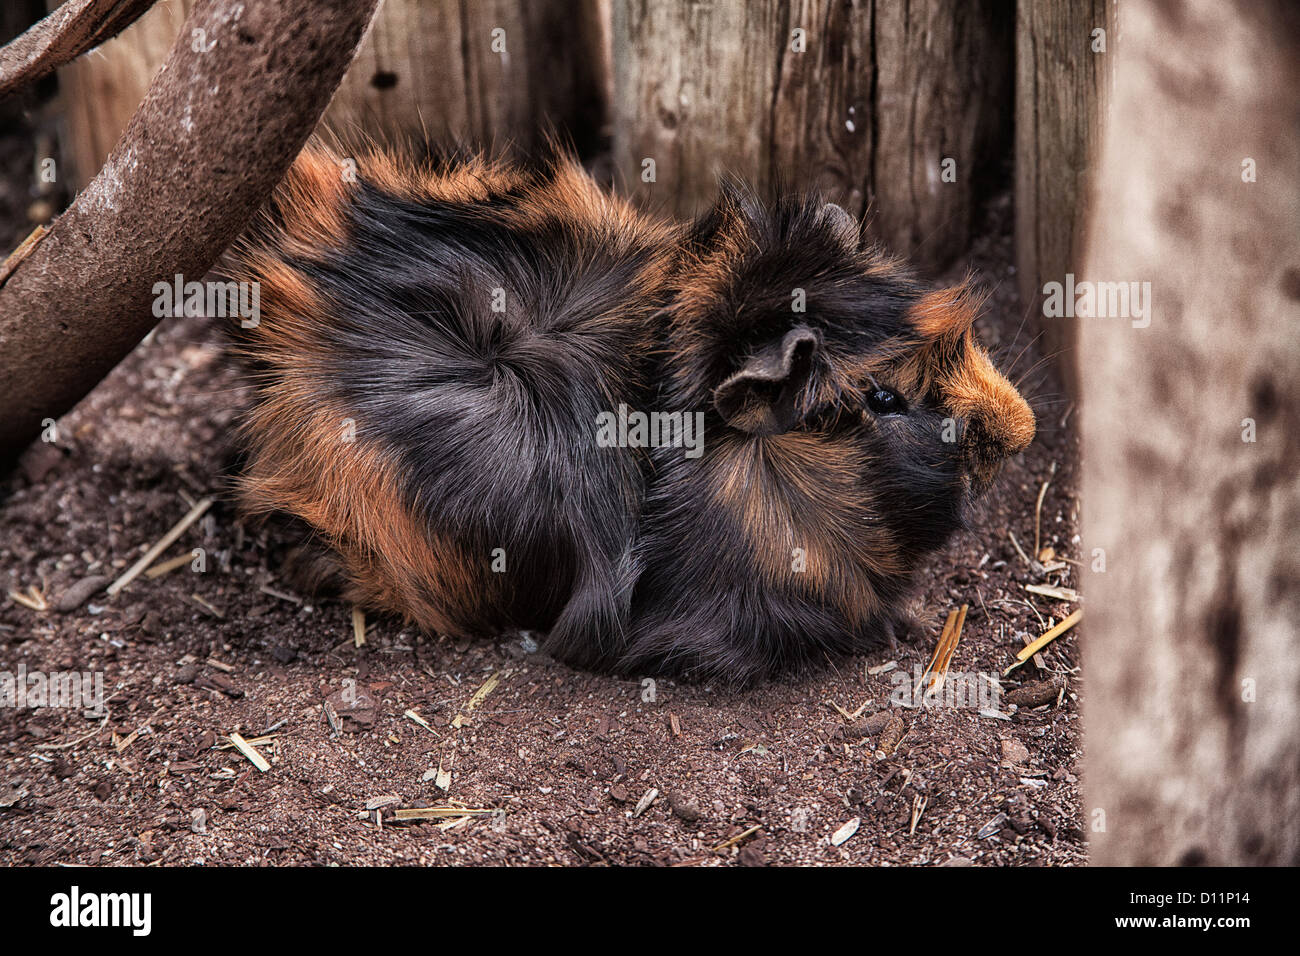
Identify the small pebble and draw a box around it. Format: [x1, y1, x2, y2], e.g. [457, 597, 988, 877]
[668, 791, 702, 822]
[1001, 739, 1031, 765]
[55, 575, 110, 613]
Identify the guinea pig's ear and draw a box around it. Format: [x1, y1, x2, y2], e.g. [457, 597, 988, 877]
[713, 326, 822, 435]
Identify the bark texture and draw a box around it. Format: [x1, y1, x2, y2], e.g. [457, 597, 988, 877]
[0, 0, 154, 98]
[1081, 0, 1300, 865]
[1015, 0, 1115, 393]
[612, 0, 1013, 270]
[0, 0, 379, 459]
[51, 0, 609, 187]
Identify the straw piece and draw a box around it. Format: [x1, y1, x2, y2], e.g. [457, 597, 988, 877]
[1017, 609, 1083, 662]
[108, 497, 213, 596]
[228, 732, 271, 772]
[144, 550, 199, 579]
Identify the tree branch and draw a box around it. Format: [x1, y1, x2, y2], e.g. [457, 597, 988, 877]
[0, 0, 158, 99]
[0, 0, 379, 460]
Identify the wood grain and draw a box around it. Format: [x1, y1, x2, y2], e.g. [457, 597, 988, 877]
[53, 0, 609, 187]
[1015, 0, 1115, 392]
[613, 0, 1013, 270]
[1081, 0, 1300, 865]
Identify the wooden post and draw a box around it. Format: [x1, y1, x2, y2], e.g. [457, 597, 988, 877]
[612, 0, 1013, 272]
[613, 1, 785, 219]
[52, 0, 610, 188]
[1015, 0, 1115, 393]
[1081, 0, 1300, 865]
[323, 0, 609, 158]
[871, 1, 1014, 269]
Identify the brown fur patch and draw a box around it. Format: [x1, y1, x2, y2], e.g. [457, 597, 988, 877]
[892, 286, 1035, 461]
[231, 235, 490, 635]
[357, 149, 526, 203]
[238, 395, 487, 637]
[909, 283, 984, 343]
[231, 252, 325, 351]
[230, 140, 677, 644]
[275, 146, 351, 251]
[941, 339, 1036, 455]
[707, 431, 902, 626]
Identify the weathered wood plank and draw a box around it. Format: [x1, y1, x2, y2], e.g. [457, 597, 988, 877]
[873, 1, 1013, 267]
[1015, 0, 1114, 391]
[613, 0, 1012, 270]
[1081, 0, 1300, 865]
[52, 0, 608, 187]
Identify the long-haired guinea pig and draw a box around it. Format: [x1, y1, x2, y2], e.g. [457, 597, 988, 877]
[620, 185, 1036, 681]
[229, 145, 1034, 683]
[228, 143, 677, 665]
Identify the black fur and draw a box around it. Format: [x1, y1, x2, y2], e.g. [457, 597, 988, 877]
[234, 153, 1031, 685]
[621, 187, 976, 681]
[232, 149, 675, 666]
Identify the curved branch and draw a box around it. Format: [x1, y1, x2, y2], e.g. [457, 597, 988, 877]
[0, 0, 157, 99]
[0, 0, 379, 460]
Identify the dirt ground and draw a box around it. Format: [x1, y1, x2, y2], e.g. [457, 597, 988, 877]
[0, 108, 1084, 864]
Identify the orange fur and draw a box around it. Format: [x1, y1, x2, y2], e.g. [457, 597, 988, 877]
[233, 209, 491, 636]
[357, 148, 525, 203]
[708, 431, 902, 626]
[909, 283, 983, 342]
[275, 146, 351, 251]
[231, 140, 679, 641]
[238, 391, 490, 636]
[940, 340, 1036, 455]
[903, 285, 1035, 460]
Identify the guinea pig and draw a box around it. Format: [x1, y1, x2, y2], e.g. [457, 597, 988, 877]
[229, 145, 1035, 684]
[227, 143, 677, 668]
[619, 184, 1036, 682]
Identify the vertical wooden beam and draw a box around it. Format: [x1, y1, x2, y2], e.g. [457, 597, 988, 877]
[767, 0, 874, 212]
[1081, 0, 1300, 865]
[873, 1, 1013, 268]
[612, 0, 1013, 271]
[1015, 0, 1115, 392]
[328, 0, 609, 158]
[52, 0, 611, 188]
[612, 0, 783, 217]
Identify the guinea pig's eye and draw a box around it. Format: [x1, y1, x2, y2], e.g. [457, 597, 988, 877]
[866, 387, 906, 416]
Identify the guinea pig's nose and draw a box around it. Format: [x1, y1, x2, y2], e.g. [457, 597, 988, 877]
[962, 396, 1035, 490]
[996, 390, 1036, 456]
[968, 378, 1036, 462]
[938, 346, 1035, 461]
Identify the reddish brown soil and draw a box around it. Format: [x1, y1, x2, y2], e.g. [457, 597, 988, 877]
[0, 171, 1084, 866]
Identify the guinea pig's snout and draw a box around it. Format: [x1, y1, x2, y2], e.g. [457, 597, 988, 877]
[960, 390, 1036, 490]
[938, 343, 1036, 491]
[961, 420, 1007, 491]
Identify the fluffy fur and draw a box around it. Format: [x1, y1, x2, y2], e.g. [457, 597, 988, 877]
[229, 143, 677, 667]
[230, 146, 1034, 683]
[621, 185, 1035, 681]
